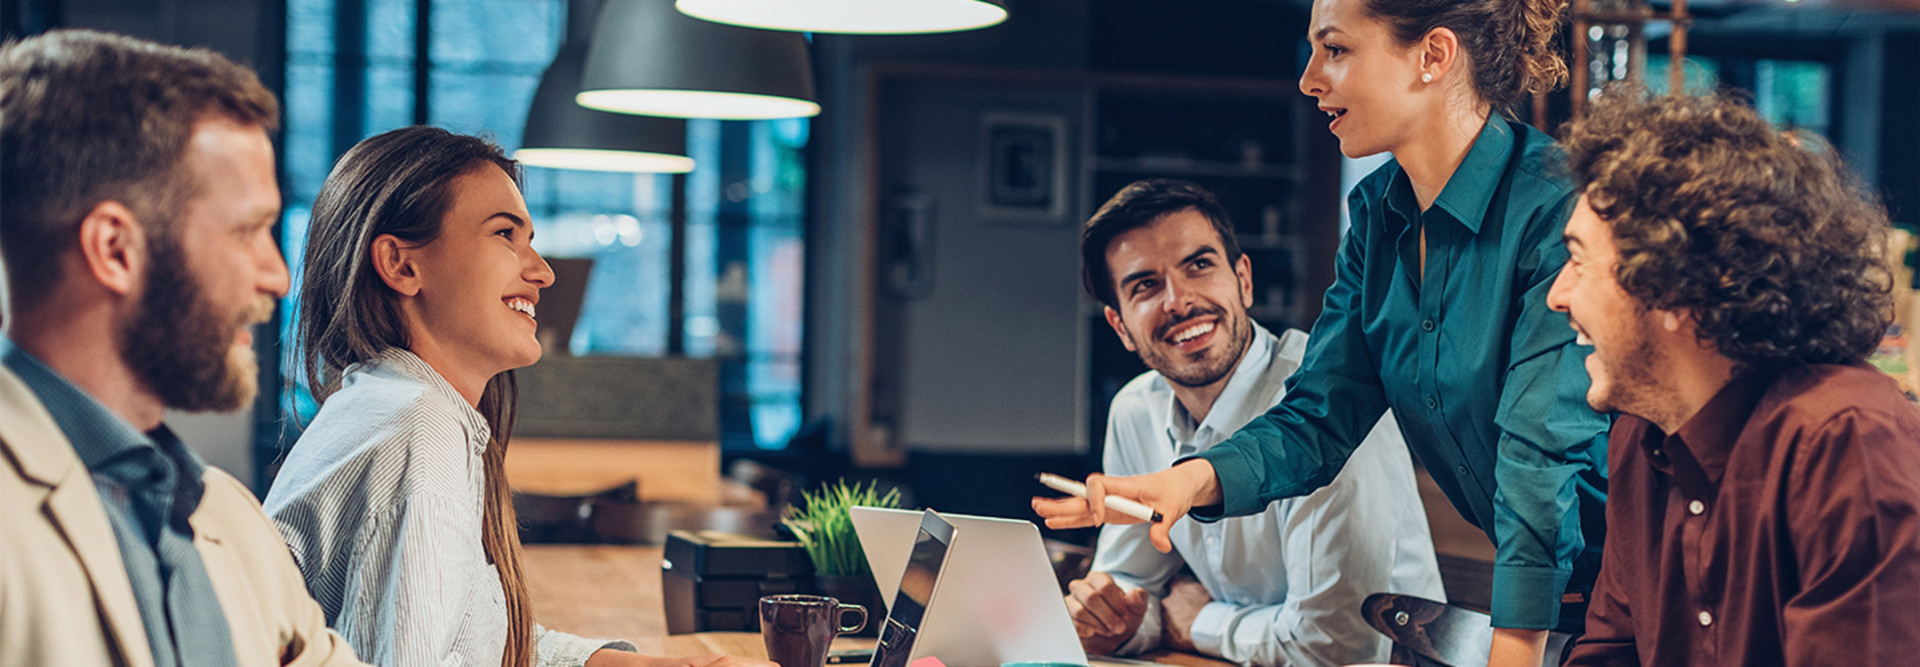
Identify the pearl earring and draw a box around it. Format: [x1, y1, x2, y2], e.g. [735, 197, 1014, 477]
[1421, 72, 1433, 83]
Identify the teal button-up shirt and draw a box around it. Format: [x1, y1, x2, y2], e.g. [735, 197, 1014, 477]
[1192, 115, 1610, 629]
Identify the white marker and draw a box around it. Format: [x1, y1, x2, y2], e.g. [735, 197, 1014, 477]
[1036, 473, 1165, 523]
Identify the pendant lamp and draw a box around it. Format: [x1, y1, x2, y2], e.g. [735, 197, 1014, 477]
[518, 41, 695, 173]
[675, 0, 1006, 35]
[577, 0, 820, 120]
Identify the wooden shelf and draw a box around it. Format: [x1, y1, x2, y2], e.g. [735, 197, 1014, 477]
[508, 438, 721, 503]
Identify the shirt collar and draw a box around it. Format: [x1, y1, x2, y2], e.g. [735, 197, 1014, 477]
[1164, 324, 1278, 451]
[0, 338, 197, 479]
[1663, 368, 1775, 489]
[1381, 114, 1518, 236]
[354, 347, 493, 455]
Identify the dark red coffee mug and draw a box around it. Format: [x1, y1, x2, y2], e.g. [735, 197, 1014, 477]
[759, 594, 868, 667]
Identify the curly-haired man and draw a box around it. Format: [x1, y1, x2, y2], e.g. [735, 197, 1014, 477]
[1551, 88, 1920, 667]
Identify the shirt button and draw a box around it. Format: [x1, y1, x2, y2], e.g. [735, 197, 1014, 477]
[1689, 500, 1706, 515]
[1455, 465, 1470, 476]
[1426, 396, 1438, 410]
[1652, 448, 1664, 458]
[1421, 319, 1435, 332]
[1698, 610, 1713, 626]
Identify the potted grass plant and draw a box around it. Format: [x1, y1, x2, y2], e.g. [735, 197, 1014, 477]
[782, 479, 903, 636]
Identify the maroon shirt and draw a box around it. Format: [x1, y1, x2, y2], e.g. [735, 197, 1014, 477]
[1566, 363, 1920, 666]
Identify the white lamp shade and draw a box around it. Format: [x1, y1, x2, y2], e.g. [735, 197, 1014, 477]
[674, 0, 1007, 35]
[576, 89, 820, 122]
[514, 147, 696, 173]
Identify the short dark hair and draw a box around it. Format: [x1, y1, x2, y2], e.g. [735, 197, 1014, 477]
[1080, 179, 1242, 309]
[1562, 86, 1893, 372]
[0, 29, 279, 312]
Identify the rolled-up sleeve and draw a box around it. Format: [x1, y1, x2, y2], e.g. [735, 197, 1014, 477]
[1488, 201, 1610, 629]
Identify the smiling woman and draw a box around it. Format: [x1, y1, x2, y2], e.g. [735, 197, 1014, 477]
[377, 163, 553, 397]
[262, 126, 774, 667]
[269, 126, 561, 667]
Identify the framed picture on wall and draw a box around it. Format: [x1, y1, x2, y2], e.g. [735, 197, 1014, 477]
[979, 111, 1069, 223]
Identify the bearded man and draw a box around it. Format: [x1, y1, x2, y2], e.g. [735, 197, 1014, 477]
[1552, 89, 1920, 666]
[0, 29, 366, 666]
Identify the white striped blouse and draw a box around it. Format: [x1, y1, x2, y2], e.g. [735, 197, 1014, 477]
[264, 349, 635, 667]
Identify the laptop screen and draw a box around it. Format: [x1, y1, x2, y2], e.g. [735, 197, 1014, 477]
[871, 510, 955, 667]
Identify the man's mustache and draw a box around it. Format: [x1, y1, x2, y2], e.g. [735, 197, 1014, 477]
[1154, 305, 1226, 342]
[240, 295, 277, 328]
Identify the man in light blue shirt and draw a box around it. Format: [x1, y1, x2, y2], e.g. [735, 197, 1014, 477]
[1060, 179, 1443, 666]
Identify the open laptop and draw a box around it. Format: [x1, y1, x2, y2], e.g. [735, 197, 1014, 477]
[850, 507, 1088, 667]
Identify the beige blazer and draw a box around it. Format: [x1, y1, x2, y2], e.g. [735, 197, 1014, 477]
[0, 364, 367, 667]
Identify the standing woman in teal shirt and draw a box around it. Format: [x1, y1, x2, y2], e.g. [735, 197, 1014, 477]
[1036, 0, 1607, 664]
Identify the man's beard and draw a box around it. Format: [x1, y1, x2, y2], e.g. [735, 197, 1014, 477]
[118, 234, 274, 413]
[1137, 306, 1252, 389]
[1590, 321, 1674, 422]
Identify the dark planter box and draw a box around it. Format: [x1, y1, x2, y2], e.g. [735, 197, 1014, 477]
[661, 530, 813, 634]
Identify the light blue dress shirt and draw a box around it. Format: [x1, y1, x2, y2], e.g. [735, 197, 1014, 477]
[1094, 325, 1444, 667]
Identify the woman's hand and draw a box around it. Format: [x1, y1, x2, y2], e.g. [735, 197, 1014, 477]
[1030, 459, 1222, 553]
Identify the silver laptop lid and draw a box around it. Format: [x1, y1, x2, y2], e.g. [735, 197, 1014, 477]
[850, 507, 1087, 667]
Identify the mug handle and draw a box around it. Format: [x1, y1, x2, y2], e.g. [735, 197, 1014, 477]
[836, 604, 868, 635]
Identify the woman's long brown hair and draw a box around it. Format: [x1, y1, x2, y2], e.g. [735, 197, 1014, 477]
[296, 125, 533, 667]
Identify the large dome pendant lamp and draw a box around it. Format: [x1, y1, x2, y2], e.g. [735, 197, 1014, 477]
[577, 0, 820, 121]
[518, 44, 695, 172]
[674, 0, 1006, 35]
[517, 0, 695, 173]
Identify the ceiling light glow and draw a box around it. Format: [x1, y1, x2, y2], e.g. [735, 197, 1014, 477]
[675, 0, 1007, 34]
[514, 148, 696, 173]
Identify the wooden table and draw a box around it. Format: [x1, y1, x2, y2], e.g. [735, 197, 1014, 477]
[522, 545, 1229, 667]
